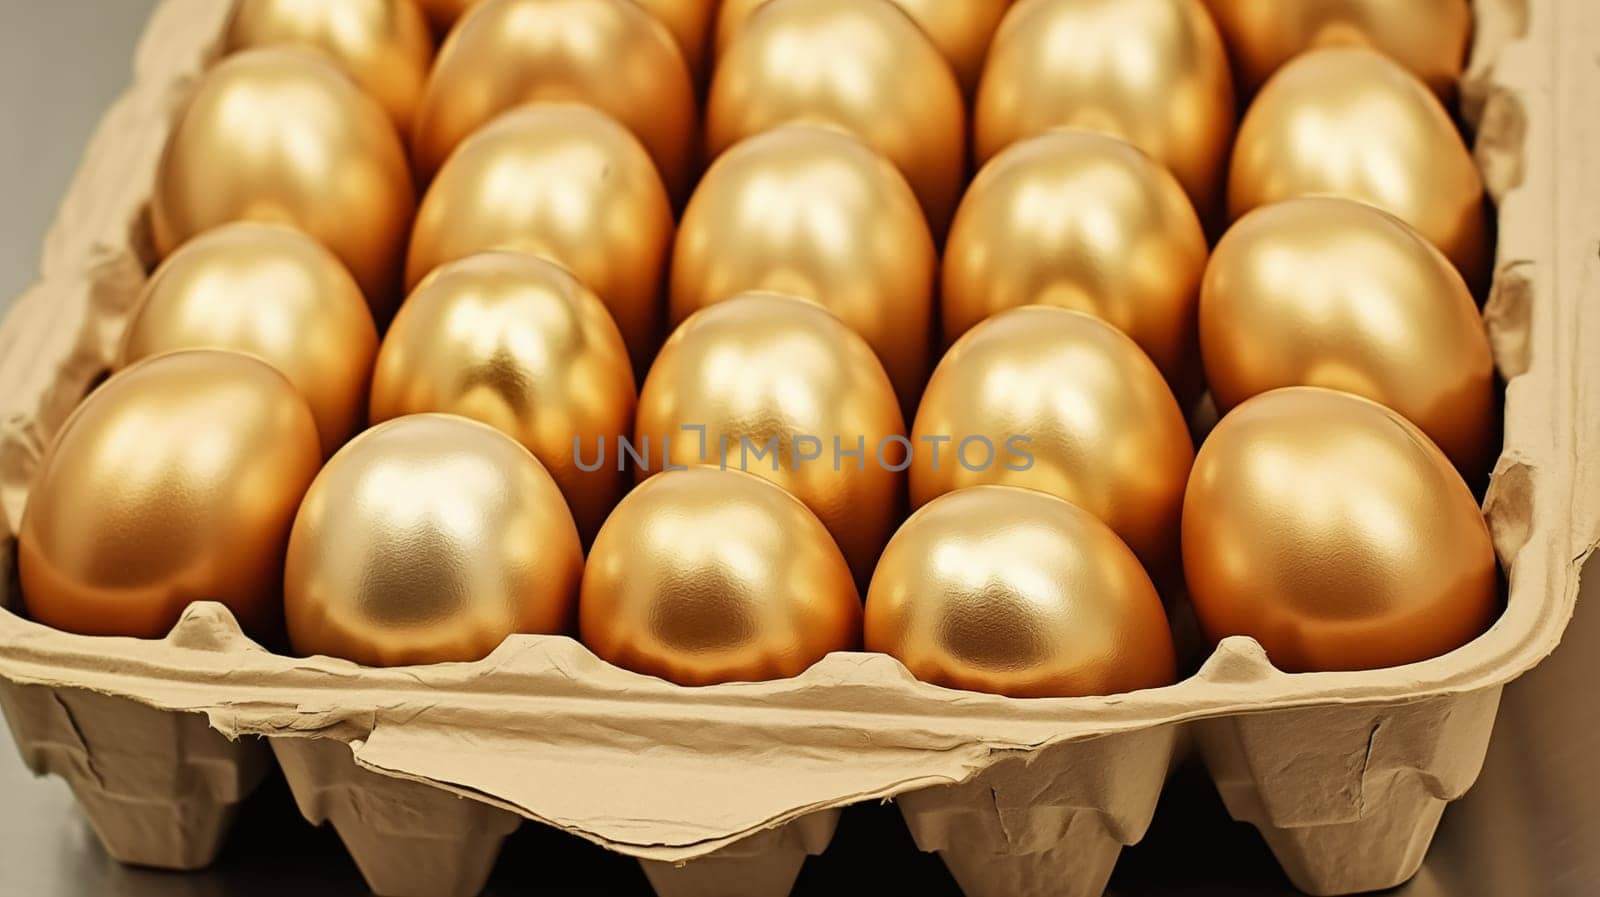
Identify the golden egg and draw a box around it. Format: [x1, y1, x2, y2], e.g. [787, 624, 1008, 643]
[1203, 0, 1471, 98]
[671, 126, 936, 409]
[117, 223, 378, 457]
[580, 467, 861, 686]
[1183, 387, 1499, 672]
[370, 252, 637, 543]
[416, 0, 481, 32]
[1229, 47, 1488, 288]
[865, 486, 1176, 697]
[224, 0, 434, 132]
[1201, 197, 1496, 478]
[706, 0, 966, 232]
[714, 0, 1012, 96]
[635, 293, 905, 584]
[944, 130, 1207, 399]
[911, 307, 1193, 576]
[151, 48, 415, 318]
[411, 0, 696, 194]
[634, 0, 717, 82]
[285, 413, 584, 667]
[975, 0, 1235, 213]
[18, 351, 321, 642]
[406, 104, 674, 373]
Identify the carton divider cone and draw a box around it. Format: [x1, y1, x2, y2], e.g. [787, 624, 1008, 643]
[0, 680, 268, 869]
[639, 809, 841, 897]
[271, 736, 522, 897]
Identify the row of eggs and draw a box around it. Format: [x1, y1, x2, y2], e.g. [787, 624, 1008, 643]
[16, 337, 1497, 695]
[185, 0, 1489, 304]
[225, 0, 1478, 232]
[17, 0, 1501, 698]
[17, 221, 1498, 696]
[152, 32, 1497, 473]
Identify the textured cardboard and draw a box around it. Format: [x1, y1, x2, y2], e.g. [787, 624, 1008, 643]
[0, 1, 1595, 895]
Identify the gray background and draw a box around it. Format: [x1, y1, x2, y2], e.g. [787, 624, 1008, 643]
[0, 1, 158, 304]
[1, 2, 1597, 895]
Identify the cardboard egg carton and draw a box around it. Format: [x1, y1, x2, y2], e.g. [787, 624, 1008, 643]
[0, 0, 1596, 896]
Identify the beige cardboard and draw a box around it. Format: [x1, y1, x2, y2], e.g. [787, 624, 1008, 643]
[0, 0, 1596, 895]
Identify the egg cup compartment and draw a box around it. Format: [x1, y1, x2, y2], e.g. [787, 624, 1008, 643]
[0, 679, 268, 870]
[1194, 687, 1503, 895]
[639, 809, 840, 897]
[896, 725, 1178, 897]
[271, 736, 522, 897]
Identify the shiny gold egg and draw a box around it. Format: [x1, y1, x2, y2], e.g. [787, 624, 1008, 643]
[706, 0, 966, 231]
[1201, 197, 1496, 478]
[151, 48, 415, 318]
[117, 223, 378, 457]
[1183, 387, 1499, 672]
[411, 0, 696, 194]
[634, 0, 717, 82]
[714, 0, 1012, 96]
[911, 307, 1193, 576]
[406, 103, 674, 373]
[944, 130, 1207, 399]
[866, 485, 1176, 697]
[224, 0, 434, 132]
[580, 467, 861, 686]
[635, 293, 905, 584]
[370, 252, 637, 542]
[416, 0, 480, 32]
[671, 126, 936, 409]
[1203, 0, 1471, 98]
[1229, 47, 1488, 287]
[285, 413, 584, 667]
[975, 0, 1235, 213]
[19, 351, 322, 641]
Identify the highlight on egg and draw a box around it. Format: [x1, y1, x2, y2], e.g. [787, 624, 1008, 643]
[1228, 46, 1488, 287]
[975, 0, 1235, 213]
[911, 306, 1194, 577]
[118, 222, 379, 456]
[19, 350, 322, 642]
[580, 467, 862, 686]
[1200, 196, 1496, 478]
[285, 413, 584, 667]
[406, 103, 675, 373]
[944, 129, 1208, 399]
[150, 48, 415, 318]
[411, 0, 696, 193]
[1183, 387, 1500, 673]
[370, 252, 637, 542]
[706, 0, 966, 231]
[635, 292, 906, 584]
[224, 0, 434, 132]
[671, 125, 936, 410]
[866, 485, 1176, 698]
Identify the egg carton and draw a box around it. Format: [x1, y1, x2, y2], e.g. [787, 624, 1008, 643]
[0, 1, 1595, 897]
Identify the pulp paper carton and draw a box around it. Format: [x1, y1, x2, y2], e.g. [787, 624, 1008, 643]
[0, 1, 1595, 895]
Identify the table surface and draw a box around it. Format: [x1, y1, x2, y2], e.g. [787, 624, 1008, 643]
[2, 3, 1597, 896]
